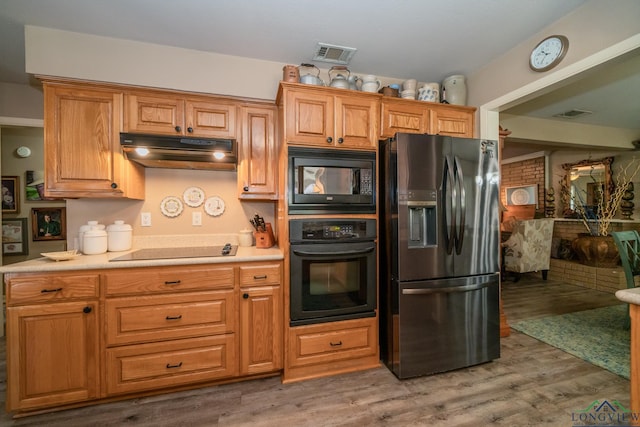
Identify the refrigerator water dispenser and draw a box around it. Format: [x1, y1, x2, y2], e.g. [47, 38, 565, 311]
[407, 201, 437, 248]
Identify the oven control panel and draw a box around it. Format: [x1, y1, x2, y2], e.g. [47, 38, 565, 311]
[290, 219, 377, 242]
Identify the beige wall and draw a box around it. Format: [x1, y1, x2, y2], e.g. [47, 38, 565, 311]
[0, 82, 43, 120]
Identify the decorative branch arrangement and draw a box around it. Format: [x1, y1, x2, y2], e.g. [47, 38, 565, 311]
[561, 158, 640, 236]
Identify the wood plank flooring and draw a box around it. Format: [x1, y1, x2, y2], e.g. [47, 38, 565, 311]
[0, 274, 630, 426]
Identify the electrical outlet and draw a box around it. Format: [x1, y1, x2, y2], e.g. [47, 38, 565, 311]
[192, 212, 202, 226]
[141, 212, 152, 227]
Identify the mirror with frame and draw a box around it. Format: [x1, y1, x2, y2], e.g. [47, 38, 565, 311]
[561, 157, 614, 218]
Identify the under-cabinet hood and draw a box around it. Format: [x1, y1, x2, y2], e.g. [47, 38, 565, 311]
[120, 133, 237, 171]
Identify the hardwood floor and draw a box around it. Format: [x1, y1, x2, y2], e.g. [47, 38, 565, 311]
[0, 275, 630, 426]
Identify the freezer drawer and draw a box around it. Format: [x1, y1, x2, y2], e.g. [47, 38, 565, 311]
[391, 274, 500, 379]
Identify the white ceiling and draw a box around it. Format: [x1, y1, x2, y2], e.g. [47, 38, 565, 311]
[0, 0, 638, 133]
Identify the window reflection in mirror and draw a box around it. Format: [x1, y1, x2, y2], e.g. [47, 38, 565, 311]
[562, 157, 613, 218]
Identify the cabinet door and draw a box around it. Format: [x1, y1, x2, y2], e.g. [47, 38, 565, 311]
[124, 93, 185, 135]
[335, 95, 378, 149]
[44, 84, 144, 199]
[429, 106, 475, 137]
[284, 90, 334, 146]
[238, 105, 278, 200]
[380, 100, 429, 138]
[240, 285, 283, 375]
[186, 100, 237, 138]
[6, 301, 100, 412]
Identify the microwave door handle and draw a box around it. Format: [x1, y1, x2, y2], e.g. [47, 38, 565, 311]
[292, 247, 375, 257]
[454, 156, 465, 255]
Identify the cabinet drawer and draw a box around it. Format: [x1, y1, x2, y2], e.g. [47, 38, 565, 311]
[6, 273, 100, 305]
[104, 265, 234, 296]
[288, 318, 377, 368]
[106, 335, 236, 395]
[106, 291, 235, 345]
[239, 264, 281, 286]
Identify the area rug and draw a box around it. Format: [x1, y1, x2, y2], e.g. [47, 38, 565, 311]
[511, 304, 630, 379]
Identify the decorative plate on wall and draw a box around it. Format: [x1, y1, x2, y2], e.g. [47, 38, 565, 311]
[183, 186, 205, 207]
[204, 196, 225, 217]
[160, 196, 184, 218]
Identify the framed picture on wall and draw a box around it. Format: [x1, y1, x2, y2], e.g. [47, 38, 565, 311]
[25, 170, 54, 201]
[2, 217, 28, 256]
[2, 176, 20, 213]
[505, 184, 538, 207]
[31, 207, 66, 241]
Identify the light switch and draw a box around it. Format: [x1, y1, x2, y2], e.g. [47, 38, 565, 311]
[141, 212, 151, 227]
[192, 212, 202, 226]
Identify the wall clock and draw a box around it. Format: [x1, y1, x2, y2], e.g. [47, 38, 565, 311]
[529, 35, 569, 72]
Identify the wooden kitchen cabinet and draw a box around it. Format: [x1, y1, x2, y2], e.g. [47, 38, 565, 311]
[238, 105, 278, 200]
[124, 91, 238, 139]
[239, 264, 283, 375]
[380, 97, 475, 138]
[43, 81, 145, 199]
[278, 82, 379, 150]
[284, 316, 379, 383]
[5, 272, 101, 412]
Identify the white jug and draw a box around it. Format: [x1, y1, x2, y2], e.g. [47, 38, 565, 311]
[442, 75, 467, 105]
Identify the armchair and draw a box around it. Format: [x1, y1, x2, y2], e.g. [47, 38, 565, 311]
[502, 218, 554, 281]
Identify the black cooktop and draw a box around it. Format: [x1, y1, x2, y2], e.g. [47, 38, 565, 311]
[110, 244, 237, 262]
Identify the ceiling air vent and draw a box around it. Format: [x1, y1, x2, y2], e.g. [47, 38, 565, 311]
[553, 109, 593, 119]
[313, 43, 357, 65]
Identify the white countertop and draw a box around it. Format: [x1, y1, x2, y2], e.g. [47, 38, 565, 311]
[616, 288, 640, 305]
[0, 234, 284, 274]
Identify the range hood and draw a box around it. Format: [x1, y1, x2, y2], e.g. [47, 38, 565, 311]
[120, 133, 237, 171]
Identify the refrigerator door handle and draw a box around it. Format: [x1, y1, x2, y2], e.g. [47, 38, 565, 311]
[402, 281, 492, 295]
[443, 155, 456, 254]
[454, 155, 466, 255]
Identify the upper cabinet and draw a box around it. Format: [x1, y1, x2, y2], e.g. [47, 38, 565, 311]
[238, 105, 278, 200]
[43, 81, 145, 200]
[380, 98, 475, 139]
[124, 91, 238, 139]
[278, 82, 380, 150]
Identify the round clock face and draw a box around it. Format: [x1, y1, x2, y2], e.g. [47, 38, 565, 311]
[204, 196, 225, 217]
[529, 35, 568, 72]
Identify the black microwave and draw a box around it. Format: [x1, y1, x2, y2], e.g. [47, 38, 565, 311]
[288, 147, 376, 214]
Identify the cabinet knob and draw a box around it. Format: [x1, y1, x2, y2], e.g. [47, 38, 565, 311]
[243, 186, 249, 192]
[243, 293, 249, 299]
[83, 306, 92, 314]
[338, 138, 344, 144]
[187, 127, 193, 133]
[175, 126, 181, 132]
[111, 182, 118, 189]
[326, 137, 333, 143]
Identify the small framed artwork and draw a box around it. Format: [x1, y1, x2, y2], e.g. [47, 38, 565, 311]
[2, 217, 28, 256]
[505, 184, 538, 207]
[25, 170, 54, 201]
[2, 176, 19, 213]
[31, 207, 66, 241]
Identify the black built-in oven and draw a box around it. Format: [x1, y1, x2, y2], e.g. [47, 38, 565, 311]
[288, 147, 375, 214]
[289, 218, 377, 326]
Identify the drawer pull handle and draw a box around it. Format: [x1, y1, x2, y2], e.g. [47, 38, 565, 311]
[253, 275, 267, 280]
[83, 306, 92, 314]
[330, 341, 343, 347]
[164, 280, 182, 285]
[243, 293, 249, 299]
[166, 362, 183, 369]
[166, 315, 183, 320]
[41, 288, 63, 293]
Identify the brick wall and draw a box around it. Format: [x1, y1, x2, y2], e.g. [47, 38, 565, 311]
[501, 156, 546, 215]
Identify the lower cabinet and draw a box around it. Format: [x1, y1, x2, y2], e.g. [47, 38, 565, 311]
[6, 300, 100, 411]
[4, 261, 284, 416]
[284, 316, 379, 383]
[105, 335, 237, 395]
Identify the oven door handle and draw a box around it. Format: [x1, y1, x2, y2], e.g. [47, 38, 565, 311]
[292, 247, 375, 257]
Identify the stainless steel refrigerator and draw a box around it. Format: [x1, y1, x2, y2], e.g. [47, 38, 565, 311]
[379, 133, 501, 379]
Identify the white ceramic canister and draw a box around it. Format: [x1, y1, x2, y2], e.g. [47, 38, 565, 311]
[106, 220, 133, 252]
[78, 220, 105, 253]
[83, 225, 108, 255]
[238, 229, 254, 247]
[442, 74, 467, 106]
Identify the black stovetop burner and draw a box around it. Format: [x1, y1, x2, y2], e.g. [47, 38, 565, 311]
[110, 244, 237, 262]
